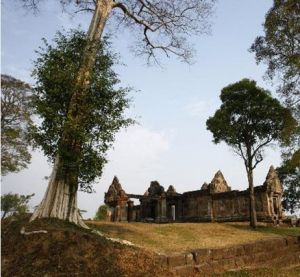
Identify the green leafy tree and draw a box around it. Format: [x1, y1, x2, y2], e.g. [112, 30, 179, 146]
[250, 0, 300, 109]
[250, 0, 300, 215]
[1, 75, 33, 175]
[206, 79, 296, 228]
[94, 204, 108, 221]
[19, 0, 215, 227]
[1, 193, 35, 219]
[277, 150, 300, 214]
[30, 30, 132, 227]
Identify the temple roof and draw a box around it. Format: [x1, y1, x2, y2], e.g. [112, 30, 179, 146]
[166, 185, 180, 196]
[206, 170, 231, 193]
[147, 181, 165, 197]
[104, 176, 128, 204]
[263, 165, 282, 193]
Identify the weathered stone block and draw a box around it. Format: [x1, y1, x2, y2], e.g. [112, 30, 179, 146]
[285, 236, 299, 246]
[211, 248, 226, 260]
[194, 262, 212, 274]
[234, 245, 245, 256]
[234, 256, 245, 268]
[194, 248, 212, 263]
[210, 260, 224, 274]
[271, 238, 287, 248]
[253, 252, 271, 264]
[241, 254, 254, 266]
[243, 243, 255, 254]
[224, 247, 237, 258]
[156, 254, 168, 266]
[174, 265, 195, 276]
[185, 253, 194, 265]
[219, 258, 235, 271]
[167, 254, 186, 267]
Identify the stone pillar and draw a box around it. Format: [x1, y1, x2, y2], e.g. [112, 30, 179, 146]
[132, 209, 136, 221]
[115, 205, 120, 221]
[136, 209, 140, 221]
[127, 200, 134, 222]
[210, 197, 215, 222]
[107, 207, 113, 221]
[178, 199, 183, 220]
[119, 201, 128, 221]
[160, 197, 167, 220]
[171, 205, 176, 221]
[155, 200, 160, 220]
[278, 197, 283, 219]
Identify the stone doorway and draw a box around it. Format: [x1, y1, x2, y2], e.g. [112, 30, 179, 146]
[167, 203, 176, 221]
[150, 204, 156, 219]
[273, 197, 278, 215]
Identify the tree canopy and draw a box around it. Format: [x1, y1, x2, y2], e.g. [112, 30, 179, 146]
[94, 204, 108, 221]
[1, 75, 33, 175]
[1, 193, 34, 219]
[277, 149, 300, 214]
[250, 0, 300, 109]
[206, 78, 296, 227]
[31, 30, 133, 193]
[207, 79, 295, 163]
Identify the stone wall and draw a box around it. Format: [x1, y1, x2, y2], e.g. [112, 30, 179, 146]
[180, 188, 272, 222]
[157, 236, 300, 275]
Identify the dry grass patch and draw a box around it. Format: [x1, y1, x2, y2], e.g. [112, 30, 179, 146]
[2, 216, 172, 277]
[86, 221, 282, 255]
[220, 266, 300, 277]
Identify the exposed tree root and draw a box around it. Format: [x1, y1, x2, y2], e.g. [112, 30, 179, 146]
[20, 227, 48, 235]
[30, 158, 89, 230]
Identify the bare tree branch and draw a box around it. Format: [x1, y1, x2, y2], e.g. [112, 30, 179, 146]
[17, 0, 215, 63]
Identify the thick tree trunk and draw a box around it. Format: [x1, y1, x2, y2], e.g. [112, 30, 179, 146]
[244, 144, 258, 229]
[30, 0, 114, 227]
[247, 168, 257, 228]
[30, 157, 88, 227]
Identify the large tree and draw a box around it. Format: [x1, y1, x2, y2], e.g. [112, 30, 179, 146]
[250, 0, 300, 109]
[206, 79, 296, 228]
[250, 0, 300, 214]
[18, 0, 216, 226]
[1, 75, 33, 175]
[30, 30, 132, 227]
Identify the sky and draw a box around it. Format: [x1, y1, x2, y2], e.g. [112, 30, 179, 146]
[1, 0, 282, 218]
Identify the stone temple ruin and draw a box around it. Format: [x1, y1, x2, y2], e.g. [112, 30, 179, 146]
[104, 166, 283, 223]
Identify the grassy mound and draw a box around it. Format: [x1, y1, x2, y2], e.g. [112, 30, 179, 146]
[1, 216, 171, 277]
[86, 221, 300, 254]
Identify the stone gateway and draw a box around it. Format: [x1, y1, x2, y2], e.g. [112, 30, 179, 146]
[104, 166, 283, 224]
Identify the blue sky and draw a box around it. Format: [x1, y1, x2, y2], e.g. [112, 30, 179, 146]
[2, 0, 282, 218]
